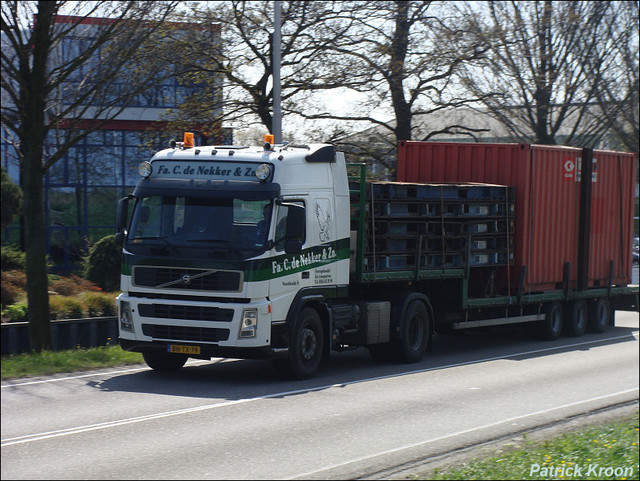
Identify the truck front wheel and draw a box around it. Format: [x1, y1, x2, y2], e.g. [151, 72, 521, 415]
[143, 351, 188, 371]
[395, 300, 430, 363]
[281, 307, 324, 380]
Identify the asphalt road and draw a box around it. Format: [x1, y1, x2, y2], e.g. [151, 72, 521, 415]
[2, 311, 638, 480]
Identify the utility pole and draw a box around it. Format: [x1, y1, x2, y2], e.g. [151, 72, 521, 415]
[272, 0, 282, 143]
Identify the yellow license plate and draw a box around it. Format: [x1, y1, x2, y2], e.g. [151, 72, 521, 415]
[168, 344, 200, 355]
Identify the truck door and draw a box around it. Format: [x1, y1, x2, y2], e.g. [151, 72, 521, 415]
[268, 199, 314, 322]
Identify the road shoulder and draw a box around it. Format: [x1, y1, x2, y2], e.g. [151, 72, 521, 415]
[368, 400, 639, 480]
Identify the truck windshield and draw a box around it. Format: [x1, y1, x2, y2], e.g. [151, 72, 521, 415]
[126, 195, 273, 259]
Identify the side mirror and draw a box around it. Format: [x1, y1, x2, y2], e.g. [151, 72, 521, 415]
[115, 195, 132, 246]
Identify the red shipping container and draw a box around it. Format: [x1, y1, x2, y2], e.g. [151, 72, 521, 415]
[397, 141, 636, 293]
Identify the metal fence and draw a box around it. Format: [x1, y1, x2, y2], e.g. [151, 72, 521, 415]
[1, 317, 118, 355]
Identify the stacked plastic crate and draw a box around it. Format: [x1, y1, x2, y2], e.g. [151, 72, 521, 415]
[351, 181, 515, 272]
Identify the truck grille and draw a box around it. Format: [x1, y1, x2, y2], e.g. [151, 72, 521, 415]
[138, 304, 234, 322]
[142, 324, 230, 342]
[133, 267, 242, 291]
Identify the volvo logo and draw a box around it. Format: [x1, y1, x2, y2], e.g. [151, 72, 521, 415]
[153, 269, 224, 289]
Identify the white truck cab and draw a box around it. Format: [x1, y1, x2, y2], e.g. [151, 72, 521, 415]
[116, 134, 352, 378]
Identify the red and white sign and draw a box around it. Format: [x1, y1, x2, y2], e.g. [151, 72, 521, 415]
[563, 158, 576, 181]
[564, 157, 598, 183]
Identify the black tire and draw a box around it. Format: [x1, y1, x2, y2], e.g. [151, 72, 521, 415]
[563, 300, 588, 337]
[588, 297, 611, 333]
[395, 300, 429, 363]
[283, 307, 324, 380]
[538, 302, 563, 340]
[143, 351, 188, 371]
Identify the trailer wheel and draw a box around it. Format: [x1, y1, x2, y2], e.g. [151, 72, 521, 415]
[395, 300, 430, 363]
[538, 302, 563, 340]
[143, 351, 188, 371]
[588, 297, 611, 333]
[282, 307, 324, 380]
[564, 300, 588, 337]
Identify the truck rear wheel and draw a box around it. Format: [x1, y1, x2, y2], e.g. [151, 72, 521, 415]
[395, 300, 429, 363]
[278, 307, 324, 380]
[538, 302, 563, 340]
[143, 351, 188, 371]
[588, 297, 611, 333]
[564, 300, 588, 337]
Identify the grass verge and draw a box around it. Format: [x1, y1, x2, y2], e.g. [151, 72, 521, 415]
[1, 346, 144, 380]
[423, 412, 640, 480]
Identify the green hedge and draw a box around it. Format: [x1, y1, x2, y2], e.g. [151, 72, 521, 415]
[84, 235, 122, 292]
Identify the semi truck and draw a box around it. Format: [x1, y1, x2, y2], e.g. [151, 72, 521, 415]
[115, 134, 638, 379]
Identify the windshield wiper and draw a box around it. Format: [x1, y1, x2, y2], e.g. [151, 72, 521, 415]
[185, 238, 233, 249]
[129, 236, 180, 255]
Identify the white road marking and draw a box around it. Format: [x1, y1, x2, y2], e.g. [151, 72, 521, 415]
[284, 388, 640, 480]
[2, 332, 638, 448]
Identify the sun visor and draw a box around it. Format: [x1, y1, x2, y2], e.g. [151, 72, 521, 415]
[133, 178, 281, 201]
[305, 145, 335, 163]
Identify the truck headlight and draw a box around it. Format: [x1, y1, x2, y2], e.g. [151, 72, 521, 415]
[120, 301, 134, 332]
[138, 161, 152, 178]
[239, 309, 257, 338]
[255, 164, 271, 181]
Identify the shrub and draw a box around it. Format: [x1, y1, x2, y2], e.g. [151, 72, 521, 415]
[1, 246, 25, 270]
[82, 292, 117, 317]
[48, 296, 66, 320]
[2, 302, 28, 322]
[49, 295, 86, 320]
[1, 281, 22, 308]
[84, 235, 122, 292]
[4, 270, 27, 289]
[1, 271, 26, 308]
[49, 276, 82, 296]
[49, 274, 101, 296]
[69, 274, 101, 292]
[1, 167, 22, 228]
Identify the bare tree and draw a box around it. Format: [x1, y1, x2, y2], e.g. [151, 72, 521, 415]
[291, 1, 491, 175]
[449, 1, 618, 146]
[1, 0, 178, 351]
[164, 1, 491, 175]
[165, 0, 363, 136]
[587, 1, 639, 154]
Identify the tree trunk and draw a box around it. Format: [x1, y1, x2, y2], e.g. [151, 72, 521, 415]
[253, 72, 273, 133]
[389, 1, 412, 143]
[534, 1, 554, 145]
[22, 1, 55, 351]
[24, 149, 51, 352]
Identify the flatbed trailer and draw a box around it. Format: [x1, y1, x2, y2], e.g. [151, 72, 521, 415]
[348, 161, 638, 336]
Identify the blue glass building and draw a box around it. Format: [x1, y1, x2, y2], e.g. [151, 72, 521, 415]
[2, 15, 227, 273]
